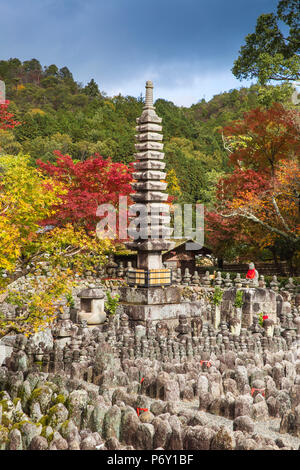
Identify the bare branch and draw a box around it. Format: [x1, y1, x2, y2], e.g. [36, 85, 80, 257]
[220, 209, 299, 243]
[221, 132, 234, 154]
[271, 196, 293, 234]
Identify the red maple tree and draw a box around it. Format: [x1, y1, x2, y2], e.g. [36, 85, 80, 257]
[0, 99, 21, 130]
[222, 103, 300, 175]
[37, 151, 133, 233]
[206, 104, 300, 267]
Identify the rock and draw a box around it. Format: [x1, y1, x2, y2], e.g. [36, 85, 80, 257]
[275, 391, 291, 416]
[223, 378, 238, 396]
[120, 408, 140, 446]
[266, 396, 279, 417]
[29, 435, 48, 450]
[273, 363, 284, 388]
[233, 416, 255, 434]
[28, 328, 54, 350]
[29, 385, 53, 414]
[136, 423, 155, 450]
[210, 426, 235, 450]
[234, 394, 253, 418]
[60, 419, 81, 443]
[198, 377, 211, 410]
[235, 366, 249, 393]
[19, 421, 42, 449]
[81, 435, 97, 450]
[150, 400, 166, 416]
[152, 417, 172, 449]
[30, 402, 43, 423]
[112, 388, 136, 408]
[139, 410, 154, 423]
[103, 405, 122, 440]
[48, 403, 69, 429]
[183, 426, 215, 450]
[187, 411, 209, 427]
[8, 428, 22, 450]
[289, 385, 300, 409]
[275, 437, 290, 449]
[252, 401, 269, 421]
[90, 403, 108, 434]
[106, 437, 121, 450]
[239, 438, 258, 450]
[67, 389, 88, 428]
[68, 439, 81, 450]
[208, 398, 221, 416]
[164, 401, 180, 415]
[280, 404, 300, 437]
[157, 373, 180, 402]
[49, 435, 68, 450]
[168, 416, 182, 450]
[19, 380, 32, 410]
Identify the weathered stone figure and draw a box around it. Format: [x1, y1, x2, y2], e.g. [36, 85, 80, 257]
[246, 262, 259, 286]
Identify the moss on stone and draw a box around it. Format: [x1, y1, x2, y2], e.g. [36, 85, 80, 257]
[11, 420, 31, 431]
[60, 419, 70, 435]
[55, 394, 66, 404]
[1, 413, 12, 428]
[13, 397, 21, 407]
[48, 404, 59, 417]
[30, 388, 44, 400]
[39, 415, 49, 427]
[0, 400, 9, 412]
[0, 425, 9, 445]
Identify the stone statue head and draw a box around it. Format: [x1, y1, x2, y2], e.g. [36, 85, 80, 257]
[249, 262, 255, 270]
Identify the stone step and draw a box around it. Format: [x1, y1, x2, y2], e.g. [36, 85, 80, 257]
[135, 142, 164, 151]
[134, 151, 164, 160]
[136, 112, 162, 124]
[131, 192, 169, 202]
[128, 202, 171, 213]
[132, 181, 167, 191]
[126, 240, 175, 251]
[134, 160, 166, 170]
[136, 123, 162, 133]
[133, 170, 166, 180]
[135, 132, 163, 142]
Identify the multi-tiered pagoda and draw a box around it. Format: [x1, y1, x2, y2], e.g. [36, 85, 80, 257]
[126, 81, 174, 287]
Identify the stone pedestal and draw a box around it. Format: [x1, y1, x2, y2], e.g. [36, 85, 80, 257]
[221, 287, 278, 328]
[119, 286, 202, 328]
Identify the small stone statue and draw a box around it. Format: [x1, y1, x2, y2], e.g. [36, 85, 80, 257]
[246, 262, 259, 286]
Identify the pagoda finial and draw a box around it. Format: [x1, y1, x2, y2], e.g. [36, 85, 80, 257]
[145, 80, 154, 109]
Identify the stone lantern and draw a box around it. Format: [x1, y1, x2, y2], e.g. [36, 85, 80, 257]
[77, 287, 106, 325]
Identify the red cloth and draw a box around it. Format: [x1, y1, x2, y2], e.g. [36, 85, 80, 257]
[246, 269, 256, 279]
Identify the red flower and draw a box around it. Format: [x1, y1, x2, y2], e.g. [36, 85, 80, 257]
[263, 315, 268, 320]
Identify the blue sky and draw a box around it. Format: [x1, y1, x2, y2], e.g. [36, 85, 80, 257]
[0, 0, 279, 106]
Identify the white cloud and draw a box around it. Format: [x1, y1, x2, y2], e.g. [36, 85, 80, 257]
[101, 62, 252, 106]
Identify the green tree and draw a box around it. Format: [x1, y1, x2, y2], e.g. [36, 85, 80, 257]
[232, 0, 300, 85]
[84, 78, 100, 97]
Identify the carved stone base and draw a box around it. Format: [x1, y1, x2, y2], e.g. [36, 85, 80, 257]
[119, 285, 182, 305]
[120, 286, 202, 327]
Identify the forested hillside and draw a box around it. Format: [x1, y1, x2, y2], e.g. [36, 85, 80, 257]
[1, 57, 292, 206]
[1, 57, 299, 272]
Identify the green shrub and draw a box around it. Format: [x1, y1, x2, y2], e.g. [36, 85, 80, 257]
[105, 291, 120, 316]
[234, 290, 244, 308]
[212, 287, 223, 306]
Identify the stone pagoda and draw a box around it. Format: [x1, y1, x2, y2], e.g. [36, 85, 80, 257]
[126, 80, 174, 286]
[119, 81, 202, 328]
